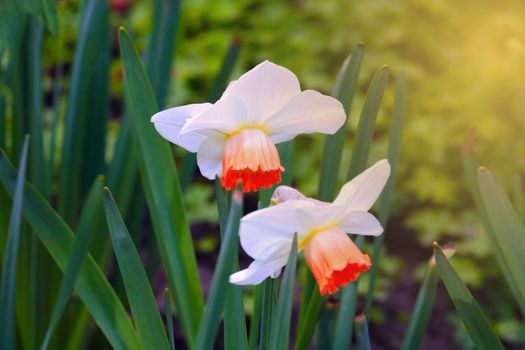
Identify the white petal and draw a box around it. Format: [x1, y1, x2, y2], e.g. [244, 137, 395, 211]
[180, 95, 248, 137]
[294, 203, 346, 233]
[224, 61, 301, 122]
[266, 90, 346, 144]
[333, 159, 391, 211]
[151, 103, 212, 152]
[229, 244, 290, 285]
[239, 200, 307, 260]
[271, 186, 307, 204]
[338, 211, 383, 236]
[196, 137, 224, 179]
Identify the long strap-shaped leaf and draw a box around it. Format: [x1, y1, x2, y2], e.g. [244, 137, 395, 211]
[433, 243, 504, 350]
[215, 181, 249, 350]
[58, 0, 108, 224]
[164, 289, 176, 350]
[400, 260, 439, 350]
[331, 65, 390, 350]
[268, 234, 298, 350]
[104, 189, 171, 350]
[0, 136, 28, 350]
[19, 0, 58, 36]
[295, 49, 364, 350]
[40, 176, 104, 350]
[365, 71, 406, 314]
[144, 0, 181, 108]
[0, 149, 141, 350]
[354, 314, 372, 350]
[318, 44, 364, 201]
[195, 189, 244, 350]
[477, 167, 525, 313]
[119, 27, 204, 346]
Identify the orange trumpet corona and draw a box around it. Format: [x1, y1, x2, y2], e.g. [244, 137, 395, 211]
[303, 227, 371, 295]
[221, 128, 284, 192]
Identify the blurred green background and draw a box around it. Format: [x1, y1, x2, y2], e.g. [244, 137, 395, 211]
[3, 0, 525, 348]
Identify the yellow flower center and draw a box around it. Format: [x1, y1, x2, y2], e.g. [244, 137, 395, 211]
[225, 124, 269, 138]
[298, 223, 337, 250]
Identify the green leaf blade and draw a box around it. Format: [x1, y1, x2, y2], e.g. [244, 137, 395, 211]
[346, 65, 390, 180]
[195, 189, 244, 350]
[354, 314, 372, 350]
[58, 0, 109, 224]
[145, 0, 181, 108]
[433, 243, 504, 350]
[20, 0, 58, 36]
[0, 136, 29, 350]
[477, 167, 525, 311]
[41, 176, 105, 350]
[365, 70, 407, 313]
[0, 150, 141, 350]
[319, 44, 364, 202]
[332, 65, 390, 350]
[400, 262, 439, 350]
[104, 188, 171, 350]
[269, 234, 298, 350]
[119, 27, 203, 345]
[296, 49, 364, 349]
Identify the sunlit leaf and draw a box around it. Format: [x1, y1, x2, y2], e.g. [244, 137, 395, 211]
[365, 70, 407, 313]
[401, 260, 439, 350]
[433, 242, 504, 350]
[477, 167, 525, 315]
[332, 65, 390, 350]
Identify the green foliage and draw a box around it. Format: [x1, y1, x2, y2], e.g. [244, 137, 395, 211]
[41, 176, 104, 350]
[355, 314, 372, 350]
[269, 234, 298, 350]
[3, 0, 524, 349]
[478, 167, 525, 315]
[433, 243, 505, 350]
[104, 189, 171, 350]
[401, 261, 439, 350]
[19, 0, 58, 36]
[119, 27, 204, 345]
[332, 64, 390, 350]
[194, 189, 243, 350]
[58, 0, 109, 224]
[0, 136, 28, 350]
[0, 150, 141, 350]
[365, 70, 406, 314]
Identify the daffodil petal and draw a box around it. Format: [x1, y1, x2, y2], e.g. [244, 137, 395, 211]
[229, 247, 289, 285]
[223, 61, 301, 121]
[180, 95, 248, 137]
[271, 186, 308, 204]
[294, 202, 346, 233]
[338, 211, 383, 236]
[196, 137, 225, 179]
[239, 200, 307, 260]
[266, 90, 346, 144]
[150, 103, 212, 152]
[333, 159, 391, 211]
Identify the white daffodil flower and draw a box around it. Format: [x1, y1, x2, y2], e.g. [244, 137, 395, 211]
[151, 61, 345, 192]
[230, 159, 390, 295]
